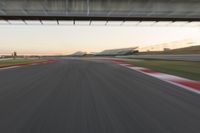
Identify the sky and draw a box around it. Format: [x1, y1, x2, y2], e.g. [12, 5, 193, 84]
[0, 25, 200, 55]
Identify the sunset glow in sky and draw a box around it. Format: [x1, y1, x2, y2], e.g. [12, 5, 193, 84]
[0, 25, 200, 55]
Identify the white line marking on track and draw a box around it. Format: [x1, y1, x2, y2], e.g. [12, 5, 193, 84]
[116, 61, 200, 95]
[0, 66, 20, 70]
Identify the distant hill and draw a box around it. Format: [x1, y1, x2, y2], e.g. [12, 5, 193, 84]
[140, 45, 200, 55]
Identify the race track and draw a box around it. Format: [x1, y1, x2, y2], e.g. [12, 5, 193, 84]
[0, 58, 200, 133]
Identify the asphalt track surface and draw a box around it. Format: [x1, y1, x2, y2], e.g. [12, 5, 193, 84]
[0, 58, 200, 133]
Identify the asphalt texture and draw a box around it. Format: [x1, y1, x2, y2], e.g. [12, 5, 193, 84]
[0, 58, 200, 133]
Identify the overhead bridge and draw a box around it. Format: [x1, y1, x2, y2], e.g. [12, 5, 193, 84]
[1, 0, 200, 22]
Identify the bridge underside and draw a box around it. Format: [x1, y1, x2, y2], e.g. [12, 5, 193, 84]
[1, 0, 200, 21]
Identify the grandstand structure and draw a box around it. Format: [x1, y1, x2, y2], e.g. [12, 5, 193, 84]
[70, 51, 87, 57]
[96, 47, 138, 56]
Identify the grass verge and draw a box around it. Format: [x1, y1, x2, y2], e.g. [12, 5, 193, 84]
[0, 58, 46, 67]
[120, 58, 200, 81]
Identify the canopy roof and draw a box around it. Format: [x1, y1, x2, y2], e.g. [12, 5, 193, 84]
[1, 0, 200, 21]
[96, 47, 138, 56]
